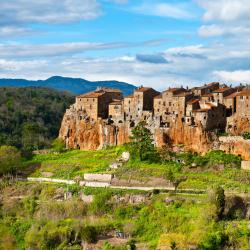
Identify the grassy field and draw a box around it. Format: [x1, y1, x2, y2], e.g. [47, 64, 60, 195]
[25, 147, 124, 179]
[23, 147, 250, 194]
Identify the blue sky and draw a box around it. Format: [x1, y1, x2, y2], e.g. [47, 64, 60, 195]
[1, 0, 250, 90]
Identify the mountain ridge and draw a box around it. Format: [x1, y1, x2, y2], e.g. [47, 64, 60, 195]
[0, 76, 137, 96]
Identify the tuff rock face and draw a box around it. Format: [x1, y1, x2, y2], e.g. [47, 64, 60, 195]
[59, 106, 216, 154]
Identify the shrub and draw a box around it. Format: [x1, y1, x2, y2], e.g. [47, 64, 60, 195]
[81, 226, 97, 244]
[0, 145, 22, 175]
[242, 132, 250, 140]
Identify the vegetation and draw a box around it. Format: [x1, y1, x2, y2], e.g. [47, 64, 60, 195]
[242, 131, 250, 140]
[0, 145, 22, 175]
[0, 183, 250, 249]
[0, 87, 74, 150]
[129, 121, 155, 161]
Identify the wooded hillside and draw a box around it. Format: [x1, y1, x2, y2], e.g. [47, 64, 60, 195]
[0, 87, 74, 149]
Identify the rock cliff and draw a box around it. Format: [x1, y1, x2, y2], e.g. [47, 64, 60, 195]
[59, 107, 216, 153]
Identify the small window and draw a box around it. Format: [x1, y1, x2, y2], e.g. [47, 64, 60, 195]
[93, 98, 95, 101]
[169, 102, 172, 106]
[240, 96, 244, 100]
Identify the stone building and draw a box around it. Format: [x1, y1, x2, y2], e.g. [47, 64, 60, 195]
[192, 102, 227, 131]
[76, 88, 122, 121]
[192, 82, 219, 96]
[212, 87, 235, 104]
[108, 100, 124, 123]
[235, 91, 250, 118]
[124, 86, 159, 121]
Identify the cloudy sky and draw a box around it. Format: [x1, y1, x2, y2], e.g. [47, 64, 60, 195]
[1, 0, 250, 90]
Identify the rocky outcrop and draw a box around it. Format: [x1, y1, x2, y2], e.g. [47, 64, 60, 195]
[219, 136, 250, 160]
[59, 106, 130, 150]
[59, 106, 217, 154]
[227, 116, 250, 135]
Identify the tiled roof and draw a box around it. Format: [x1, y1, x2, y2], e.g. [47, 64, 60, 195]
[213, 87, 231, 93]
[135, 87, 151, 92]
[109, 100, 122, 105]
[205, 102, 217, 108]
[197, 82, 219, 90]
[77, 91, 105, 98]
[77, 87, 121, 98]
[174, 91, 192, 97]
[192, 108, 210, 113]
[201, 93, 213, 97]
[187, 99, 200, 104]
[224, 92, 238, 99]
[237, 90, 250, 96]
[154, 94, 162, 99]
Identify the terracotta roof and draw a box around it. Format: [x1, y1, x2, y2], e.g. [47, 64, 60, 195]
[187, 99, 200, 104]
[213, 87, 231, 93]
[167, 87, 186, 93]
[109, 100, 122, 105]
[192, 109, 210, 113]
[205, 102, 217, 108]
[174, 91, 192, 97]
[224, 92, 238, 99]
[154, 94, 162, 99]
[201, 93, 213, 97]
[135, 87, 151, 92]
[197, 82, 219, 90]
[77, 91, 105, 98]
[77, 87, 121, 98]
[237, 90, 250, 96]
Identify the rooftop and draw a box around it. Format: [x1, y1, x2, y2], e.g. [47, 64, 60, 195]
[237, 90, 250, 96]
[187, 99, 200, 104]
[192, 108, 210, 113]
[213, 87, 231, 93]
[154, 94, 162, 99]
[77, 87, 121, 98]
[197, 82, 219, 90]
[109, 100, 122, 105]
[135, 86, 152, 92]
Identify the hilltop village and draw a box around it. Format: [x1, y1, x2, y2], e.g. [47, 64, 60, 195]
[59, 82, 250, 159]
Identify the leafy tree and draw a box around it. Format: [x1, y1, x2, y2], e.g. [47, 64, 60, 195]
[52, 138, 65, 153]
[130, 121, 154, 161]
[0, 145, 21, 175]
[22, 123, 42, 151]
[208, 186, 225, 220]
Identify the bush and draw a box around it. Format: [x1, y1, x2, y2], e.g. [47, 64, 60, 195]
[52, 138, 66, 153]
[242, 132, 250, 140]
[0, 145, 22, 175]
[81, 226, 97, 244]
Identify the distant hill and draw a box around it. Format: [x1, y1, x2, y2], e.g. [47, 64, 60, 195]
[0, 76, 137, 96]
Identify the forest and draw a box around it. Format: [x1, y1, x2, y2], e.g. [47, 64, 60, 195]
[0, 87, 74, 150]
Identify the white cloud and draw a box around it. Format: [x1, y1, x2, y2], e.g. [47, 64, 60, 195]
[214, 70, 250, 83]
[198, 0, 250, 22]
[0, 0, 101, 26]
[132, 2, 194, 19]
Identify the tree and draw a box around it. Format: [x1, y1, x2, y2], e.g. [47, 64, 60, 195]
[130, 121, 154, 161]
[0, 145, 21, 175]
[208, 186, 225, 220]
[51, 138, 65, 153]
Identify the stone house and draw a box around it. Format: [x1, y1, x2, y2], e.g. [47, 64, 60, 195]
[108, 100, 124, 122]
[212, 87, 235, 104]
[75, 88, 122, 121]
[235, 91, 250, 118]
[124, 86, 159, 121]
[193, 82, 220, 96]
[192, 102, 227, 130]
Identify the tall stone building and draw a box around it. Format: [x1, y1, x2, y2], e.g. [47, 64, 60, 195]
[75, 88, 122, 121]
